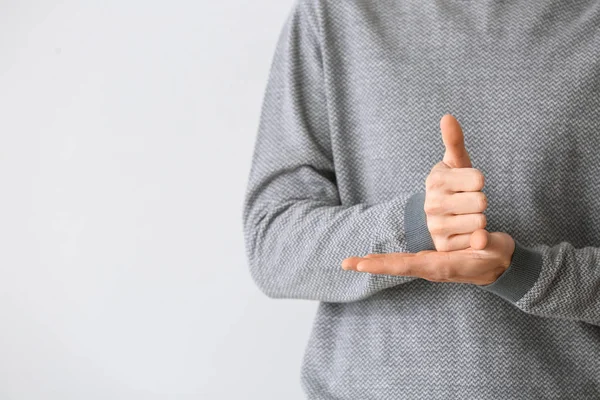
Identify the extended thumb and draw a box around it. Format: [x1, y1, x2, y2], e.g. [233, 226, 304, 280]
[441, 114, 472, 168]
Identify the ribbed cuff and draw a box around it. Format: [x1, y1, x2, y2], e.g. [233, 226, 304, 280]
[403, 191, 436, 253]
[476, 239, 543, 303]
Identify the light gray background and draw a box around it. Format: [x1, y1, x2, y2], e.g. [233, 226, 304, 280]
[0, 1, 317, 398]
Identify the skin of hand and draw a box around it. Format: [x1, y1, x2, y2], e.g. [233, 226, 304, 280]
[340, 114, 517, 285]
[426, 114, 488, 251]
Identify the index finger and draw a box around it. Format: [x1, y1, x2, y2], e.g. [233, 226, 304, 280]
[356, 252, 431, 277]
[443, 168, 486, 192]
[355, 251, 473, 282]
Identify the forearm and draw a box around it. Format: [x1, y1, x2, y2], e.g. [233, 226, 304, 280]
[244, 190, 434, 302]
[478, 239, 600, 326]
[242, 0, 437, 302]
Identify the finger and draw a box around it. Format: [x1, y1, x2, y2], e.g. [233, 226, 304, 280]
[438, 168, 485, 193]
[440, 114, 472, 169]
[357, 246, 497, 284]
[355, 250, 481, 283]
[410, 250, 477, 282]
[443, 191, 488, 215]
[357, 251, 454, 280]
[343, 253, 403, 270]
[428, 213, 487, 236]
[470, 228, 490, 250]
[341, 256, 363, 270]
[356, 252, 424, 277]
[439, 233, 473, 251]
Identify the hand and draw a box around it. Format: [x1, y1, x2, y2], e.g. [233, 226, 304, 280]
[341, 229, 516, 286]
[425, 114, 488, 251]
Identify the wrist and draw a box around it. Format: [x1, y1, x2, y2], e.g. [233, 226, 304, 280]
[404, 191, 436, 252]
[502, 235, 516, 272]
[477, 239, 543, 303]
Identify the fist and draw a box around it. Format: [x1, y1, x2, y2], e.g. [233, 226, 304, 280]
[424, 114, 488, 252]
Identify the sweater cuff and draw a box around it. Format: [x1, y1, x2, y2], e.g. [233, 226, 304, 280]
[403, 191, 436, 253]
[476, 239, 543, 303]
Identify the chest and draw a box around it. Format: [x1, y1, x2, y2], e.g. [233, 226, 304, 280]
[321, 1, 600, 245]
[324, 1, 600, 187]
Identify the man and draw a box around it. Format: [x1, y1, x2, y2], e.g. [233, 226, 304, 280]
[242, 0, 600, 398]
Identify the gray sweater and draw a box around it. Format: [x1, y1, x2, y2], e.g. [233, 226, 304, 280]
[242, 0, 600, 398]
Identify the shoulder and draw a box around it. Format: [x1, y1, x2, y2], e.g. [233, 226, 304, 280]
[293, 0, 393, 36]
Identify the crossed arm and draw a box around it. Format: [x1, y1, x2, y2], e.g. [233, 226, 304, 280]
[342, 233, 600, 327]
[242, 0, 600, 327]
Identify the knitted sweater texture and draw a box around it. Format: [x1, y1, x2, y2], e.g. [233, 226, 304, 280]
[242, 0, 600, 398]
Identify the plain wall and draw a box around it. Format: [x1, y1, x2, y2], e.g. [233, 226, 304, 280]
[0, 0, 317, 398]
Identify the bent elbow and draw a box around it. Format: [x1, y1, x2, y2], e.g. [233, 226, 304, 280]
[243, 208, 285, 299]
[247, 259, 283, 299]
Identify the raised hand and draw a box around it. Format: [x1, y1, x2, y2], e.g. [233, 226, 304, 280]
[424, 114, 489, 251]
[340, 114, 516, 285]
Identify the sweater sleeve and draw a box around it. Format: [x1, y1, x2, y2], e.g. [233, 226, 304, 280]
[476, 239, 600, 327]
[241, 0, 434, 303]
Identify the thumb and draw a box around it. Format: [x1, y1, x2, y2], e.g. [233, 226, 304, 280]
[440, 113, 472, 168]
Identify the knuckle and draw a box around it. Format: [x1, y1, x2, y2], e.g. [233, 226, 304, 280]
[423, 263, 441, 282]
[436, 262, 454, 281]
[477, 192, 488, 211]
[438, 196, 450, 214]
[443, 258, 457, 280]
[425, 171, 444, 191]
[424, 196, 445, 215]
[472, 170, 485, 190]
[423, 199, 435, 214]
[427, 219, 444, 235]
[484, 272, 500, 284]
[474, 213, 487, 229]
[435, 238, 451, 252]
[425, 175, 434, 191]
